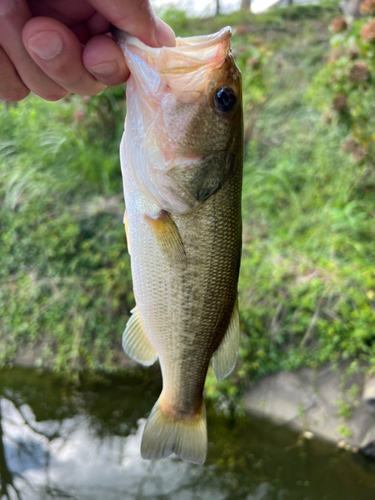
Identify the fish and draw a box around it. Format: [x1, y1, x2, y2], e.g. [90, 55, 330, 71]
[112, 26, 243, 465]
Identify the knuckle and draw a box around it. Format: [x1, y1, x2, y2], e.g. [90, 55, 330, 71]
[67, 71, 85, 88]
[44, 88, 68, 102]
[0, 87, 30, 102]
[0, 0, 20, 20]
[138, 0, 150, 14]
[48, 62, 105, 95]
[116, 0, 152, 30]
[68, 74, 105, 95]
[53, 63, 85, 88]
[85, 83, 106, 96]
[97, 74, 124, 87]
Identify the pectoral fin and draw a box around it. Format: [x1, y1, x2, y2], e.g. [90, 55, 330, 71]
[145, 210, 187, 267]
[212, 298, 240, 381]
[123, 306, 158, 366]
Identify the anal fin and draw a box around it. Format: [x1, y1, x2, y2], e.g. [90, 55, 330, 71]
[123, 306, 158, 366]
[145, 210, 187, 267]
[212, 297, 240, 381]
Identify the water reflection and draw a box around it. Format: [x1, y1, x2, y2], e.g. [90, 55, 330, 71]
[0, 397, 215, 499]
[1, 368, 375, 500]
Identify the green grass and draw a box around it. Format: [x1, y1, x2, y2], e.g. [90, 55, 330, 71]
[0, 94, 133, 370]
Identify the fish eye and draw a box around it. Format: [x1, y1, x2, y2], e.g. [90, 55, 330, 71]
[213, 86, 237, 113]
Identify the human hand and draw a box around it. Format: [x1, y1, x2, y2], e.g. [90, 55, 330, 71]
[0, 0, 175, 102]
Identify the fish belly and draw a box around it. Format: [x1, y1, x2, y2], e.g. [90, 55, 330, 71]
[123, 158, 242, 417]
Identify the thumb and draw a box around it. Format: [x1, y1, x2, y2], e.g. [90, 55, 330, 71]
[86, 0, 175, 47]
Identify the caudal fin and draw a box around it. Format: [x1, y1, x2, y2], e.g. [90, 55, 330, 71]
[141, 397, 207, 465]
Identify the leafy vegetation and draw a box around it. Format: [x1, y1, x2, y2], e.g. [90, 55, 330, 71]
[1, 3, 375, 406]
[227, 2, 375, 399]
[0, 93, 133, 371]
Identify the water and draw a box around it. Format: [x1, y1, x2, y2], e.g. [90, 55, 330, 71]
[1, 367, 375, 500]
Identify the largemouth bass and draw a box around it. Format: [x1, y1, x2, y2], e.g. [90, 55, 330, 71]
[113, 26, 243, 465]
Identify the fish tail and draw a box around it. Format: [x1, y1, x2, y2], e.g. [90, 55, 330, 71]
[141, 395, 207, 465]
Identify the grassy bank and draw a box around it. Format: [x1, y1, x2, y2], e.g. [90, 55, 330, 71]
[0, 93, 133, 370]
[2, 4, 374, 399]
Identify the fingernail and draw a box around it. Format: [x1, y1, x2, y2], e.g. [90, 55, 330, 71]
[88, 61, 119, 76]
[155, 18, 175, 47]
[28, 32, 63, 60]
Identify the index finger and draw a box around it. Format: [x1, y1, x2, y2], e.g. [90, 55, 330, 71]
[86, 0, 175, 47]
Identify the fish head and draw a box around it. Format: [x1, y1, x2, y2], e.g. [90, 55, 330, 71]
[115, 27, 242, 214]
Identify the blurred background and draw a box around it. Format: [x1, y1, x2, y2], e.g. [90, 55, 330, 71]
[1, 0, 375, 497]
[1, 0, 375, 391]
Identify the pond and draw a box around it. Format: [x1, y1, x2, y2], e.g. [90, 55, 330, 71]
[0, 367, 375, 500]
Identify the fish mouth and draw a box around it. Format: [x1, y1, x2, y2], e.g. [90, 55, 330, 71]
[110, 25, 232, 75]
[110, 24, 231, 48]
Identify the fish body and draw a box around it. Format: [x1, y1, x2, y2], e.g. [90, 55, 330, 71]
[115, 27, 243, 465]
